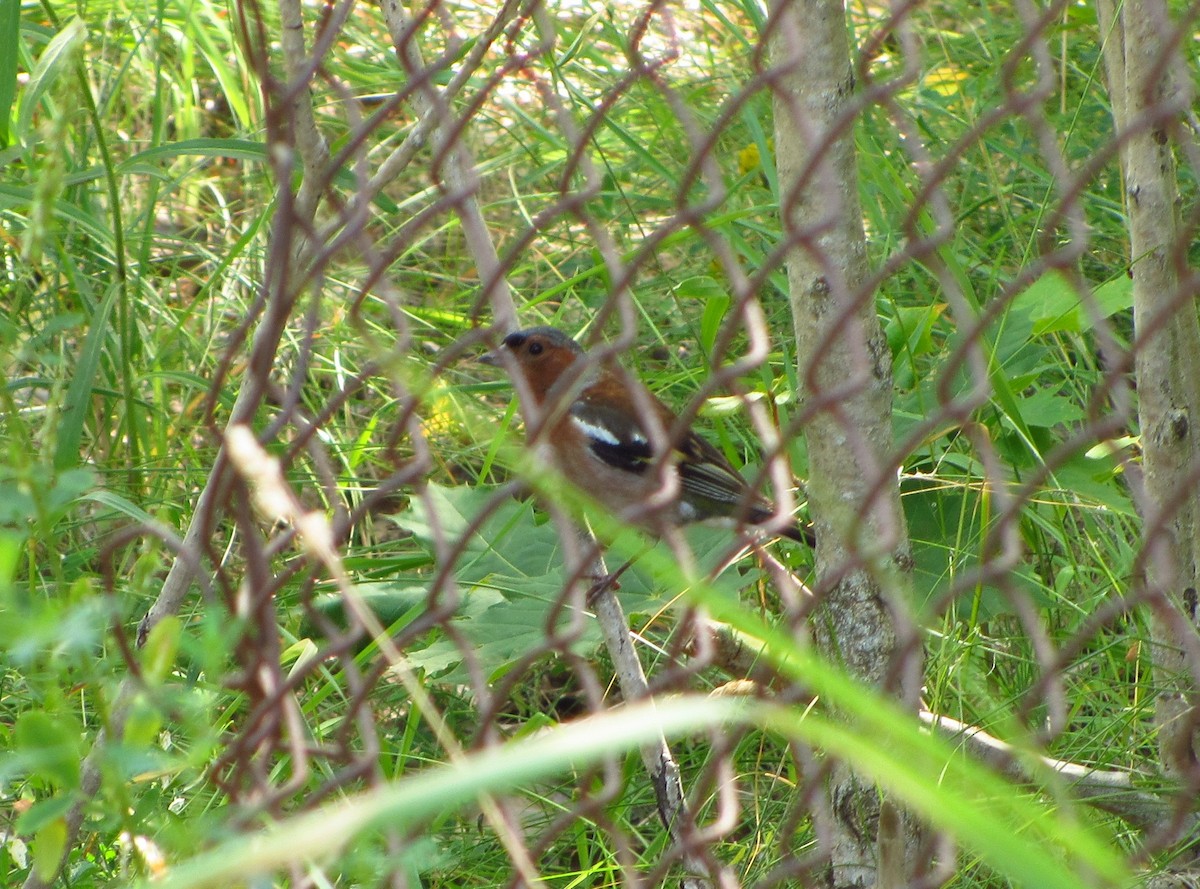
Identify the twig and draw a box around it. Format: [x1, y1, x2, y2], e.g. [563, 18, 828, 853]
[921, 711, 1198, 838]
[581, 526, 713, 889]
[376, 0, 517, 331]
[702, 618, 1197, 838]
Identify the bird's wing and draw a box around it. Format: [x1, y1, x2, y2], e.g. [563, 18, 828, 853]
[675, 431, 760, 512]
[567, 400, 654, 474]
[570, 396, 758, 509]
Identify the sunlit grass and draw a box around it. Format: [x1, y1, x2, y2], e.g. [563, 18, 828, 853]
[1, 0, 1173, 885]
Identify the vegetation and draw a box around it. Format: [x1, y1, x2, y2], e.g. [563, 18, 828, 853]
[2, 0, 1196, 886]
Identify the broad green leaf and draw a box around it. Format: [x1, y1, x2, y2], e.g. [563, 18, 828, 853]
[14, 712, 81, 789]
[14, 794, 74, 835]
[885, 302, 946, 360]
[1049, 457, 1135, 515]
[1089, 275, 1133, 326]
[1011, 388, 1084, 428]
[32, 816, 67, 882]
[1011, 270, 1133, 336]
[383, 484, 745, 681]
[309, 582, 430, 631]
[0, 528, 23, 583]
[142, 616, 182, 684]
[124, 693, 164, 748]
[392, 485, 561, 583]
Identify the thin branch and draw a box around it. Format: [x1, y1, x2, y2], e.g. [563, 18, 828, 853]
[377, 0, 518, 331]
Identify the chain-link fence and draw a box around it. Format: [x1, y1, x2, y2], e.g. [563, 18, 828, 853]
[6, 0, 1200, 887]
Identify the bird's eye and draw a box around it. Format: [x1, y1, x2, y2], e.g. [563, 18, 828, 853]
[528, 341, 543, 356]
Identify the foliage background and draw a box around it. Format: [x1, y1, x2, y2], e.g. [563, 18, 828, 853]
[2, 0, 1198, 886]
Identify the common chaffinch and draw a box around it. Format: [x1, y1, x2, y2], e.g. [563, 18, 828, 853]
[483, 326, 813, 546]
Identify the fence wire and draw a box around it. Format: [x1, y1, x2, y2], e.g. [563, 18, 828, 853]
[11, 0, 1200, 887]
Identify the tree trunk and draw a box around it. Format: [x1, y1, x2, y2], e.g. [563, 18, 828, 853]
[1097, 0, 1200, 811]
[770, 1, 920, 886]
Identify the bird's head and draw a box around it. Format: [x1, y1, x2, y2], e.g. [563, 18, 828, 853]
[481, 327, 585, 401]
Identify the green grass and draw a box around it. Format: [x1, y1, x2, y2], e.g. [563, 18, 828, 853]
[1, 0, 1189, 885]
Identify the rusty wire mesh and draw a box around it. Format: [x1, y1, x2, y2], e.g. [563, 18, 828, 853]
[29, 0, 1200, 886]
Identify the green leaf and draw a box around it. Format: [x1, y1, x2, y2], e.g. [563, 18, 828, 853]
[140, 687, 1130, 889]
[386, 484, 741, 682]
[0, 182, 115, 244]
[116, 139, 399, 213]
[1048, 457, 1135, 515]
[46, 467, 95, 516]
[141, 700, 739, 889]
[0, 528, 22, 585]
[1011, 387, 1084, 428]
[885, 302, 945, 360]
[407, 574, 631, 682]
[902, 474, 1046, 617]
[185, 15, 253, 127]
[1009, 270, 1080, 334]
[764, 704, 1129, 889]
[31, 816, 67, 881]
[309, 582, 430, 632]
[685, 587, 1134, 889]
[14, 712, 81, 789]
[0, 0, 18, 146]
[124, 692, 163, 748]
[54, 284, 118, 470]
[16, 17, 85, 143]
[393, 485, 559, 583]
[14, 794, 74, 835]
[80, 489, 158, 525]
[1011, 270, 1132, 336]
[119, 137, 272, 169]
[676, 276, 729, 354]
[1089, 275, 1133, 325]
[142, 616, 181, 684]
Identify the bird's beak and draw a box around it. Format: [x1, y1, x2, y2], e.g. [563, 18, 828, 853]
[478, 349, 501, 367]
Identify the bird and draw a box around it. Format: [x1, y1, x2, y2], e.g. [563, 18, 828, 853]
[481, 326, 813, 546]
